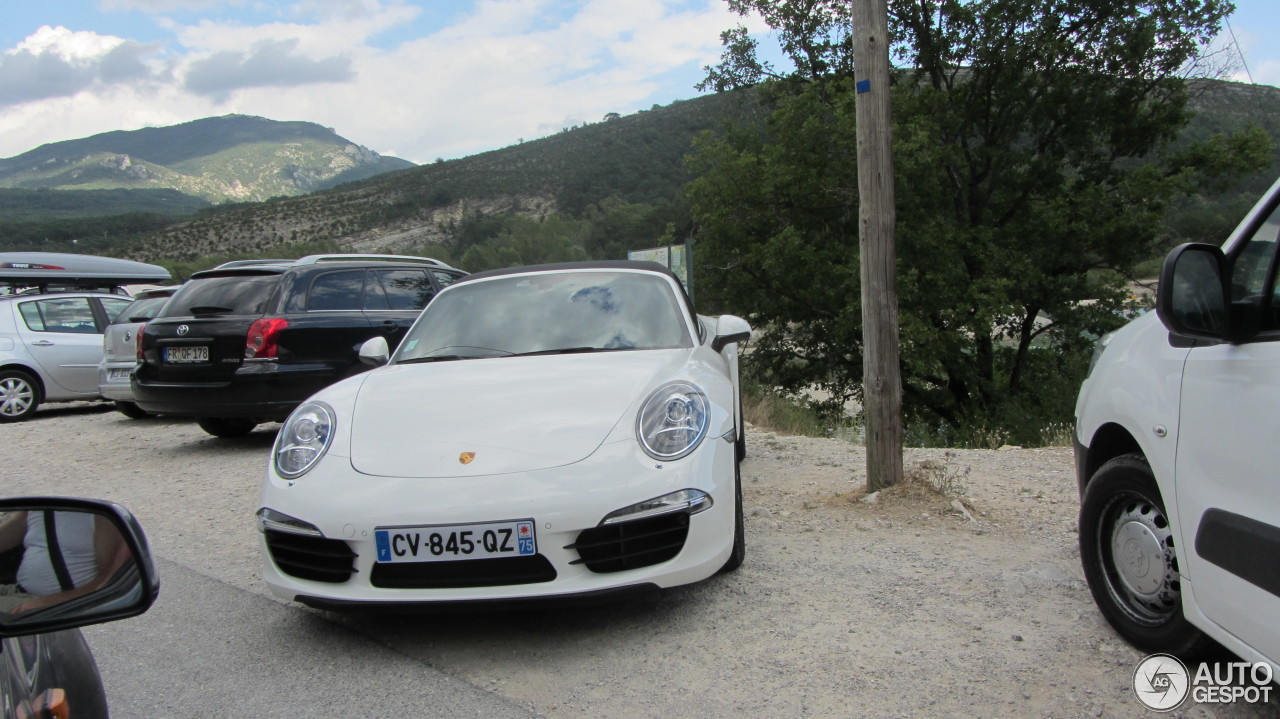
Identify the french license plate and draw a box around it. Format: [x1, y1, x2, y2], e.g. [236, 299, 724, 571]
[374, 520, 536, 563]
[108, 368, 131, 381]
[164, 346, 209, 363]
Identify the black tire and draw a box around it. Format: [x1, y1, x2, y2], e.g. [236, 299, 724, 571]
[0, 369, 40, 422]
[115, 401, 150, 419]
[1079, 454, 1213, 657]
[718, 461, 746, 574]
[197, 416, 257, 438]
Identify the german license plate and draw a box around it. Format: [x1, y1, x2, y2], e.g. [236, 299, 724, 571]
[164, 346, 209, 363]
[374, 520, 536, 563]
[108, 368, 131, 380]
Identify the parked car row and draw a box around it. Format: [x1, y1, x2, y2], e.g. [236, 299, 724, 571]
[0, 258, 753, 719]
[0, 253, 467, 436]
[132, 254, 467, 437]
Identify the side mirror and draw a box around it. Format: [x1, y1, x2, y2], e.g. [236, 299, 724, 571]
[0, 498, 159, 639]
[711, 314, 752, 352]
[358, 336, 391, 366]
[1155, 243, 1230, 342]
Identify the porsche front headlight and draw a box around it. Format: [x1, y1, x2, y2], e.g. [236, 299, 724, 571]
[274, 401, 335, 478]
[636, 382, 709, 460]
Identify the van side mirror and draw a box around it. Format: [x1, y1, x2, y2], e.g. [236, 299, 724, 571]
[711, 314, 752, 352]
[1156, 243, 1230, 342]
[0, 498, 158, 638]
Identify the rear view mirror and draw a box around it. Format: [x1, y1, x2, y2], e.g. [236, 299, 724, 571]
[0, 498, 159, 638]
[1156, 243, 1230, 342]
[711, 314, 752, 352]
[359, 336, 390, 366]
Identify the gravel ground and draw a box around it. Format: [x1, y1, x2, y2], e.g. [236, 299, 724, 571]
[4, 402, 1277, 718]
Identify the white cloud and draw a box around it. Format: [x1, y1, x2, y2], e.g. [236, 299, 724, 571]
[15, 25, 128, 61]
[1250, 59, 1280, 87]
[183, 38, 355, 100]
[0, 0, 773, 162]
[0, 26, 158, 109]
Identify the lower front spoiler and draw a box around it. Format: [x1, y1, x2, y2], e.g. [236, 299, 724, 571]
[293, 582, 662, 613]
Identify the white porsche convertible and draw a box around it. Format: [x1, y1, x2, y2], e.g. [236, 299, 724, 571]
[256, 261, 751, 608]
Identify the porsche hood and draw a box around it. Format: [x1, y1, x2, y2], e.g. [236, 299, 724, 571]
[347, 351, 687, 477]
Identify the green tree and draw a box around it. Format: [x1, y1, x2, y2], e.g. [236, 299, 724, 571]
[460, 216, 590, 271]
[691, 0, 1270, 444]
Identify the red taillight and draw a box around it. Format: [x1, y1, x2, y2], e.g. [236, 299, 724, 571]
[245, 318, 288, 359]
[136, 327, 145, 361]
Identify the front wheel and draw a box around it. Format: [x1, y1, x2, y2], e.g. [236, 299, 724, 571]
[1079, 454, 1211, 657]
[197, 417, 257, 438]
[0, 369, 40, 422]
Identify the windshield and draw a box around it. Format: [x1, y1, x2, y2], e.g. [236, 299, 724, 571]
[111, 295, 171, 324]
[396, 271, 692, 362]
[161, 275, 278, 317]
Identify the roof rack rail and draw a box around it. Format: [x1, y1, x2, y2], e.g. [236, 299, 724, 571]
[213, 259, 295, 269]
[292, 254, 457, 270]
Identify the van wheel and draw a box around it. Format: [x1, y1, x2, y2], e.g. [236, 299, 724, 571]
[197, 417, 257, 438]
[115, 401, 151, 419]
[0, 370, 39, 422]
[1079, 454, 1213, 657]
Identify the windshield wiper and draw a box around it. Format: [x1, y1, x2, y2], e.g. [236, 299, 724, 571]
[510, 346, 630, 357]
[397, 354, 470, 364]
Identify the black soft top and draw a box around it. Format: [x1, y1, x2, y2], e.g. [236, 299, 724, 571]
[456, 260, 677, 284]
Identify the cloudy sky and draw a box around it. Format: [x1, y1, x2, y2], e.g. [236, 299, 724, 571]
[1, 0, 1277, 165]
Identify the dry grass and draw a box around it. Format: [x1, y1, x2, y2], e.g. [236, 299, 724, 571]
[824, 452, 978, 520]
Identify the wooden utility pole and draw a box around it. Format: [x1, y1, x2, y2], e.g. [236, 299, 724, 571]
[852, 0, 903, 491]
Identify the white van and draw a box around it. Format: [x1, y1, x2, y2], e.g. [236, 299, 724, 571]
[1075, 176, 1280, 670]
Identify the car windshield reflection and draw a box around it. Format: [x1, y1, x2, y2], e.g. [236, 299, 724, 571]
[395, 271, 692, 362]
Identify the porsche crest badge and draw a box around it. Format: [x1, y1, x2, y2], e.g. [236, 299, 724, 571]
[458, 452, 476, 465]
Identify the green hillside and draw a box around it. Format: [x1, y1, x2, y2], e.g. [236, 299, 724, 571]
[0, 115, 414, 203]
[4, 79, 1279, 273]
[123, 90, 764, 265]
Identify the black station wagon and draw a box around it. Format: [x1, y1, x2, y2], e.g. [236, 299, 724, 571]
[133, 254, 465, 437]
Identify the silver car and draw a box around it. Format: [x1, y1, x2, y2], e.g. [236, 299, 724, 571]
[0, 291, 134, 421]
[98, 287, 178, 418]
[0, 252, 172, 422]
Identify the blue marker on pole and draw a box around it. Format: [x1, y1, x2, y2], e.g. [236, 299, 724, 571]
[856, 79, 871, 94]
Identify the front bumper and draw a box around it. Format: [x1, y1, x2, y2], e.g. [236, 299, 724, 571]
[257, 436, 738, 605]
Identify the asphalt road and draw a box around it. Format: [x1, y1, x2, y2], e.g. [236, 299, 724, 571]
[83, 558, 539, 718]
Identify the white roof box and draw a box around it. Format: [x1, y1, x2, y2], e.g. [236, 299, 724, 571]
[0, 252, 172, 289]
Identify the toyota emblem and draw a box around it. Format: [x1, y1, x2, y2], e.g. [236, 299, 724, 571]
[177, 325, 190, 336]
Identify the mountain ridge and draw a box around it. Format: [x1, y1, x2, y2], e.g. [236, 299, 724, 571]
[0, 114, 415, 202]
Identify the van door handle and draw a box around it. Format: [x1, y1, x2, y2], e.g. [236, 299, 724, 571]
[30, 340, 55, 347]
